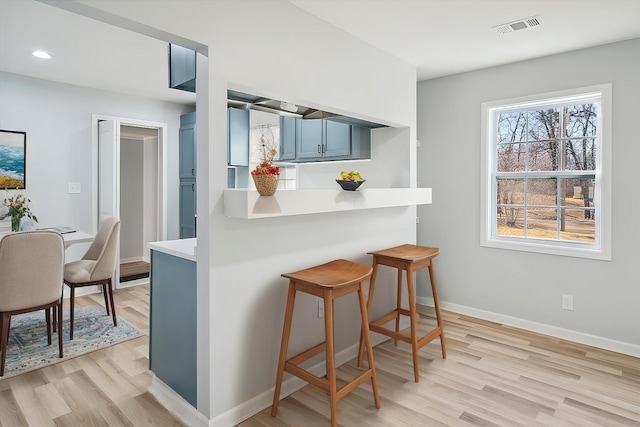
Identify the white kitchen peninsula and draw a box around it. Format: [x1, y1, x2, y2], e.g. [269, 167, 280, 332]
[223, 188, 432, 219]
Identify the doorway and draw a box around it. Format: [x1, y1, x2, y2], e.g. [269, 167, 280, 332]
[93, 115, 168, 289]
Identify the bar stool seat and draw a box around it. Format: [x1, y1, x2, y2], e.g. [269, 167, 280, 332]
[271, 259, 380, 427]
[357, 244, 446, 382]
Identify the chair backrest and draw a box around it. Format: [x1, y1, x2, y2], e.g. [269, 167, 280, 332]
[83, 217, 120, 282]
[0, 231, 64, 312]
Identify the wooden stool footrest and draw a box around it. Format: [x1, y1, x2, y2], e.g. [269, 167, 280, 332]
[370, 309, 400, 327]
[336, 370, 374, 400]
[417, 327, 443, 349]
[370, 324, 412, 344]
[288, 342, 326, 366]
[284, 362, 329, 391]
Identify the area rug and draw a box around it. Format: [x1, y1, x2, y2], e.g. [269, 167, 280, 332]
[1, 306, 144, 380]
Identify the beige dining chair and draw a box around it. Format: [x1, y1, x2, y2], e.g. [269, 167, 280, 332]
[63, 217, 120, 340]
[0, 231, 65, 376]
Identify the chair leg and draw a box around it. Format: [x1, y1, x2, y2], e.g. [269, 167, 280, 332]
[357, 262, 378, 368]
[45, 308, 52, 346]
[0, 313, 10, 377]
[107, 279, 117, 326]
[271, 283, 297, 417]
[358, 283, 380, 409]
[102, 283, 111, 316]
[407, 266, 420, 383]
[395, 268, 403, 346]
[323, 290, 338, 427]
[429, 262, 447, 359]
[69, 284, 75, 340]
[57, 300, 63, 358]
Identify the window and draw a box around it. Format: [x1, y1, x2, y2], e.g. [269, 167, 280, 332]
[481, 85, 611, 260]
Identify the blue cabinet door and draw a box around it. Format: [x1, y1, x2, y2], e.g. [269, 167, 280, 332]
[179, 179, 196, 238]
[324, 120, 351, 158]
[279, 116, 296, 161]
[179, 112, 196, 179]
[350, 125, 371, 159]
[296, 119, 324, 160]
[150, 250, 197, 407]
[228, 108, 249, 166]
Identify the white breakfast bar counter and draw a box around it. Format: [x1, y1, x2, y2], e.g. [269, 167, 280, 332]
[147, 237, 197, 407]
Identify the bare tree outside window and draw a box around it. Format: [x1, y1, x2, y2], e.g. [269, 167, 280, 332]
[495, 103, 597, 243]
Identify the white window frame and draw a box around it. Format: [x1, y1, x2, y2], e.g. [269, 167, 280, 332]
[480, 84, 612, 261]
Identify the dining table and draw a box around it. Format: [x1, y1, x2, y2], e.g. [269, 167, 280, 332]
[0, 229, 94, 248]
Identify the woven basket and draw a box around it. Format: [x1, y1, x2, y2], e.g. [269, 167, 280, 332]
[252, 174, 278, 196]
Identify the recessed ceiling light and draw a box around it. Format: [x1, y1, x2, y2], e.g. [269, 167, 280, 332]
[32, 50, 51, 59]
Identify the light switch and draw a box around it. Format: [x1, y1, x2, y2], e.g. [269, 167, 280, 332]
[68, 182, 81, 194]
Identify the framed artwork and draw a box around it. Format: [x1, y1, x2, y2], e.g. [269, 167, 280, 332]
[0, 130, 26, 189]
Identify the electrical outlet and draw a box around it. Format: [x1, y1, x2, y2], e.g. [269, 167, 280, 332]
[317, 298, 324, 318]
[562, 294, 574, 311]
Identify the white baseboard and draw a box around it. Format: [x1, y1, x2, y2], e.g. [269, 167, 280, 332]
[417, 296, 640, 357]
[149, 375, 209, 427]
[117, 277, 149, 288]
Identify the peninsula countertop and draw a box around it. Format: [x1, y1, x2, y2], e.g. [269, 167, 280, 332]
[148, 238, 197, 262]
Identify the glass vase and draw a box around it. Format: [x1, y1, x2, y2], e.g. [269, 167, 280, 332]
[11, 216, 22, 232]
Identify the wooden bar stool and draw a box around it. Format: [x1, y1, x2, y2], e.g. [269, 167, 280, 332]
[357, 244, 446, 382]
[272, 259, 380, 427]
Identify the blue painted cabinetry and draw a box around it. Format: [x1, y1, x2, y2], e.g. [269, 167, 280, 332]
[149, 249, 197, 407]
[179, 112, 197, 238]
[228, 107, 250, 167]
[296, 119, 351, 160]
[279, 116, 297, 161]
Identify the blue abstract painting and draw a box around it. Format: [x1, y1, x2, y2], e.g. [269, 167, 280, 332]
[0, 130, 26, 189]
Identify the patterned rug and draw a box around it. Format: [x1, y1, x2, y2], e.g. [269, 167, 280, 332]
[1, 306, 144, 380]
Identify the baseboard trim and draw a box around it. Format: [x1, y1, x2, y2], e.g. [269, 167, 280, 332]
[149, 375, 209, 427]
[417, 296, 640, 357]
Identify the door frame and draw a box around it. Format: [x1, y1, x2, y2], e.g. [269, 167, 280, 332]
[91, 114, 168, 243]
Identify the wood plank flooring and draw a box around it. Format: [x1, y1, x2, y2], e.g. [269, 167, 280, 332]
[1, 285, 638, 426]
[0, 284, 183, 427]
[243, 307, 640, 427]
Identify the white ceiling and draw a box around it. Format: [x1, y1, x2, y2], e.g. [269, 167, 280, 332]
[1, 0, 639, 105]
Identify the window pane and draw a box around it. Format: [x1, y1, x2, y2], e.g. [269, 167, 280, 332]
[565, 104, 597, 138]
[497, 179, 524, 204]
[561, 178, 595, 207]
[527, 178, 557, 206]
[497, 112, 526, 143]
[497, 207, 524, 235]
[528, 109, 560, 140]
[559, 209, 595, 243]
[525, 208, 558, 239]
[497, 142, 526, 171]
[564, 138, 596, 171]
[528, 140, 559, 171]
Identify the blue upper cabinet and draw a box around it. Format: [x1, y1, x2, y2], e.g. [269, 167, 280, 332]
[324, 120, 351, 157]
[296, 119, 352, 161]
[228, 108, 250, 167]
[179, 112, 196, 179]
[279, 116, 297, 161]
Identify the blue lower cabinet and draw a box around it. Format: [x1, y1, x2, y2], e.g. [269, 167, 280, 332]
[149, 250, 197, 407]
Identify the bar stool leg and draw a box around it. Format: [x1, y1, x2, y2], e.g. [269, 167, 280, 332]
[271, 283, 297, 417]
[395, 268, 403, 346]
[357, 262, 379, 367]
[429, 262, 447, 359]
[358, 283, 380, 409]
[407, 265, 421, 382]
[323, 289, 338, 427]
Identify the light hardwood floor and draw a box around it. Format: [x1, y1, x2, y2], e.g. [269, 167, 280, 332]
[1, 285, 638, 426]
[0, 284, 184, 427]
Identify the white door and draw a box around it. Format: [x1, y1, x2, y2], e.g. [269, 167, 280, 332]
[98, 119, 120, 284]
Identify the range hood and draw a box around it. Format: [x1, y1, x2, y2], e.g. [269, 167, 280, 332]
[227, 90, 386, 128]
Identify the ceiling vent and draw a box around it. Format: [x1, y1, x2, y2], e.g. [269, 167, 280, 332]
[494, 15, 543, 34]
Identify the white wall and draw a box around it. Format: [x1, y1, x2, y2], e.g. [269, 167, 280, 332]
[416, 39, 640, 353]
[143, 136, 159, 262]
[77, 0, 418, 423]
[0, 71, 192, 251]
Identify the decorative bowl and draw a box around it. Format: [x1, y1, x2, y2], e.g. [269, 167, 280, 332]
[336, 179, 366, 191]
